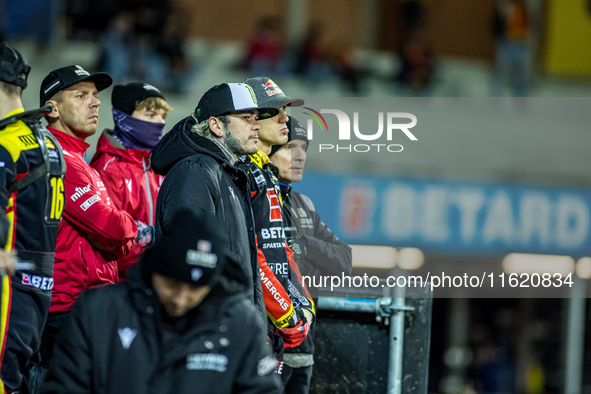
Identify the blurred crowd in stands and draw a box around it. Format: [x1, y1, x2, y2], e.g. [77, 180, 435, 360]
[239, 18, 364, 95]
[67, 0, 194, 93]
[0, 0, 534, 98]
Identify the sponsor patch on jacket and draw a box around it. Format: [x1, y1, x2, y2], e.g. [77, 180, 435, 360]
[21, 273, 54, 291]
[118, 327, 137, 349]
[186, 353, 228, 372]
[70, 184, 92, 201]
[80, 194, 101, 211]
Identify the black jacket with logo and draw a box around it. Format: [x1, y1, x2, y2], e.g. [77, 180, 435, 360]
[150, 116, 265, 320]
[42, 257, 281, 394]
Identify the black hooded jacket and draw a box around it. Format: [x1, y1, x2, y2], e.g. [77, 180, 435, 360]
[42, 256, 281, 394]
[149, 115, 265, 320]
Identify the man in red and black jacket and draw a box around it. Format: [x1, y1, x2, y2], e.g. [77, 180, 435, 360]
[240, 77, 315, 378]
[270, 116, 352, 393]
[37, 65, 139, 370]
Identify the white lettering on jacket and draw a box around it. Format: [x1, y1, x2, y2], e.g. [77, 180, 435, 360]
[186, 353, 228, 372]
[70, 184, 92, 201]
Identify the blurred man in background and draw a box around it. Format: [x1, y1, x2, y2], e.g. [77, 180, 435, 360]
[270, 116, 352, 393]
[91, 82, 173, 277]
[491, 0, 530, 97]
[0, 42, 66, 393]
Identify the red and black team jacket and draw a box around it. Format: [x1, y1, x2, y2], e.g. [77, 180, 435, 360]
[0, 108, 66, 279]
[238, 150, 313, 329]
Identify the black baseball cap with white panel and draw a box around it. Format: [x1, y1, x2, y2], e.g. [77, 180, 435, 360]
[194, 83, 279, 123]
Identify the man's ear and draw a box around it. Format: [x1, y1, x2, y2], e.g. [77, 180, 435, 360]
[45, 100, 59, 120]
[208, 117, 224, 138]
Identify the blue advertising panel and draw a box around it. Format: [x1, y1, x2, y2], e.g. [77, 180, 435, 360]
[297, 173, 591, 257]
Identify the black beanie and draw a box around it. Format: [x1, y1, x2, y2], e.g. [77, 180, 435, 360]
[141, 208, 228, 287]
[270, 116, 308, 157]
[111, 82, 165, 115]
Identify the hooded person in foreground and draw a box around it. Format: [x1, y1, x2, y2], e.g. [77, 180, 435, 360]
[41, 208, 281, 393]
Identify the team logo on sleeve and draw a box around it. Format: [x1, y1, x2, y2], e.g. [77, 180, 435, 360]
[21, 273, 54, 291]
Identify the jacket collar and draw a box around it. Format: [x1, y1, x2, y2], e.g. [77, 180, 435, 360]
[3, 108, 24, 119]
[48, 127, 90, 156]
[150, 115, 235, 176]
[248, 149, 269, 169]
[92, 129, 151, 163]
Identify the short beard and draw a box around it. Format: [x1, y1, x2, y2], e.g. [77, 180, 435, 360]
[224, 123, 257, 156]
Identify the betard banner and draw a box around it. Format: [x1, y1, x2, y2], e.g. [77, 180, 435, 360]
[291, 97, 591, 257]
[298, 174, 591, 257]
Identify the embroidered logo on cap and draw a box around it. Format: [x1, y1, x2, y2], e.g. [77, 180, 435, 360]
[191, 268, 203, 281]
[245, 85, 258, 104]
[74, 65, 90, 77]
[143, 83, 160, 92]
[186, 239, 217, 268]
[261, 79, 284, 97]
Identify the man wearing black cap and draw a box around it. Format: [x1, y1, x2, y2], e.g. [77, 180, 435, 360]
[151, 82, 279, 326]
[36, 65, 139, 372]
[42, 208, 281, 393]
[91, 82, 174, 277]
[270, 117, 352, 393]
[0, 42, 66, 393]
[238, 77, 314, 378]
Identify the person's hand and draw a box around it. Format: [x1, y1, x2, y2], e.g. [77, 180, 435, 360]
[280, 307, 314, 348]
[288, 238, 307, 258]
[279, 317, 312, 348]
[135, 221, 155, 247]
[0, 250, 16, 276]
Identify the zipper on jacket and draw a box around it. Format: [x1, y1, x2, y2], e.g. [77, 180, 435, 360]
[142, 156, 154, 226]
[103, 156, 117, 171]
